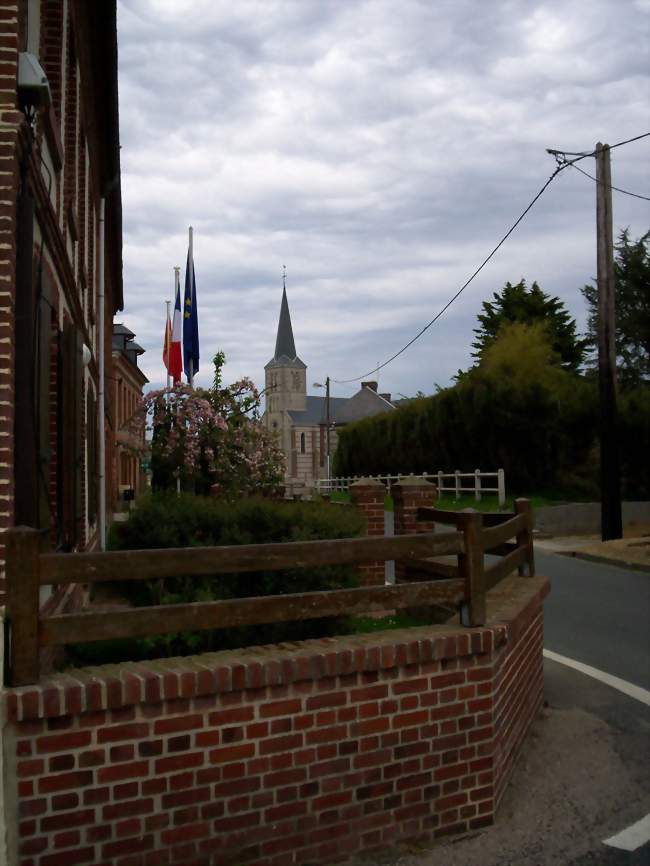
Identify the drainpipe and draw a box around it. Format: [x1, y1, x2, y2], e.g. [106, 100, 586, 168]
[98, 197, 106, 550]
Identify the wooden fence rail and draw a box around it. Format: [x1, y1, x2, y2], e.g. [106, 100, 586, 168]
[4, 500, 534, 687]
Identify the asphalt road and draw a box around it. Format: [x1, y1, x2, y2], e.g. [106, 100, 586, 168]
[538, 549, 650, 690]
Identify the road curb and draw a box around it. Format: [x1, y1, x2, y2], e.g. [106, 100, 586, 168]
[559, 549, 650, 574]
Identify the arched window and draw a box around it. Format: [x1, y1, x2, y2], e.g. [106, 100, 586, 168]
[300, 432, 306, 453]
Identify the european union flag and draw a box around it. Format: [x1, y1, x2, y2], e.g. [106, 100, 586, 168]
[183, 246, 199, 382]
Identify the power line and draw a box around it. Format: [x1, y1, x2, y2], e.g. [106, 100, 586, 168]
[608, 131, 650, 151]
[334, 131, 650, 386]
[570, 162, 650, 202]
[333, 162, 567, 384]
[547, 131, 650, 166]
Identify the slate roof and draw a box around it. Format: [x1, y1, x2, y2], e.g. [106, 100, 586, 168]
[288, 388, 395, 426]
[265, 286, 306, 369]
[112, 325, 147, 379]
[287, 396, 349, 425]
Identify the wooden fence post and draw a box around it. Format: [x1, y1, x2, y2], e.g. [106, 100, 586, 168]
[497, 468, 506, 506]
[455, 470, 461, 500]
[474, 468, 481, 502]
[514, 498, 535, 576]
[457, 510, 485, 626]
[6, 527, 42, 686]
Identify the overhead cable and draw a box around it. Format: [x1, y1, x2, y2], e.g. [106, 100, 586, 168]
[333, 163, 567, 384]
[569, 162, 650, 202]
[334, 131, 650, 385]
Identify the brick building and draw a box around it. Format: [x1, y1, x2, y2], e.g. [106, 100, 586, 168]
[112, 323, 148, 510]
[0, 0, 123, 604]
[263, 281, 396, 490]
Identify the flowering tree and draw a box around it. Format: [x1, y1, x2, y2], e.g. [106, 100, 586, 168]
[132, 353, 285, 497]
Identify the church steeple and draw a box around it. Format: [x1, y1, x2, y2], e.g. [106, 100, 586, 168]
[274, 268, 297, 361]
[267, 268, 305, 369]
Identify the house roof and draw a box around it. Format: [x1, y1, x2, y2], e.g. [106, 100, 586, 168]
[113, 323, 135, 338]
[287, 387, 395, 426]
[112, 324, 147, 381]
[287, 396, 349, 425]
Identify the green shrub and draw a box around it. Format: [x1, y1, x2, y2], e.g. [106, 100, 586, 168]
[70, 494, 365, 666]
[335, 353, 648, 501]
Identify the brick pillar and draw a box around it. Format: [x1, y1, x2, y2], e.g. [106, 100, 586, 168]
[392, 477, 437, 583]
[350, 478, 385, 587]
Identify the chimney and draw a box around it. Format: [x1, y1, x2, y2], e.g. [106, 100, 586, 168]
[379, 393, 391, 402]
[361, 381, 378, 391]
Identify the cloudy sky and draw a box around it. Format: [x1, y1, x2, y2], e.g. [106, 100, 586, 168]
[116, 0, 649, 401]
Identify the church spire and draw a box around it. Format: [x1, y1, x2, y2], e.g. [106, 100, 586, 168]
[274, 266, 297, 361]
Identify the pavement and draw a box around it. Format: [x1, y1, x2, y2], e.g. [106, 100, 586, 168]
[535, 525, 650, 573]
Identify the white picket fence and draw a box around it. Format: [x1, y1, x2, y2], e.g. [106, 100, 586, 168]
[316, 469, 506, 506]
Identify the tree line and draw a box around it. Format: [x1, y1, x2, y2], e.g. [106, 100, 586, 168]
[334, 230, 649, 499]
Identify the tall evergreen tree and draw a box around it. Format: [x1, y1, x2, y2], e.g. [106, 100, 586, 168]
[581, 229, 650, 384]
[472, 279, 586, 372]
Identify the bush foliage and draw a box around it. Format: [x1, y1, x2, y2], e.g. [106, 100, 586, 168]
[334, 323, 649, 501]
[71, 494, 365, 665]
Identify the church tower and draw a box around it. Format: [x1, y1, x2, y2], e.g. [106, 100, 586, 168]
[264, 275, 306, 463]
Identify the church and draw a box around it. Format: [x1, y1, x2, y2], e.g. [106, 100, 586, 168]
[263, 282, 396, 490]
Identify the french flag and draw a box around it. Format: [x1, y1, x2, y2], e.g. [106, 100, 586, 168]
[168, 278, 183, 384]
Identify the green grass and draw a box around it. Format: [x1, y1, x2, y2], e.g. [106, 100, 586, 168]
[327, 490, 564, 513]
[433, 493, 563, 512]
[328, 491, 393, 510]
[328, 491, 352, 504]
[349, 613, 426, 633]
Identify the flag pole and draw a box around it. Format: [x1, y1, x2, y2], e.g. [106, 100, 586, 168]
[165, 298, 171, 390]
[188, 225, 194, 387]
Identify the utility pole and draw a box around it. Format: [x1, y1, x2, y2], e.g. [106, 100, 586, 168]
[325, 376, 331, 482]
[595, 142, 622, 540]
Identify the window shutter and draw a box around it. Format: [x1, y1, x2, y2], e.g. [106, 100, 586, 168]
[58, 321, 84, 548]
[74, 329, 84, 531]
[36, 282, 53, 531]
[87, 387, 97, 524]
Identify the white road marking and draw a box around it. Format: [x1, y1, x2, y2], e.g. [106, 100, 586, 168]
[603, 814, 650, 851]
[542, 648, 650, 706]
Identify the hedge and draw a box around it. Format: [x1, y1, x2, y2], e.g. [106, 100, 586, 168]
[69, 494, 365, 665]
[334, 376, 649, 501]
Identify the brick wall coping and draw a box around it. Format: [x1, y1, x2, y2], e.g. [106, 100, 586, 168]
[3, 577, 549, 724]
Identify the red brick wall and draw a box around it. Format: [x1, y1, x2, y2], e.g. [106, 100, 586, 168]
[392, 478, 437, 584]
[3, 576, 549, 866]
[0, 0, 21, 603]
[0, 1, 121, 603]
[493, 600, 545, 806]
[350, 479, 385, 586]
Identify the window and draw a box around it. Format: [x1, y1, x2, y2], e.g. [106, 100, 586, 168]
[300, 433, 306, 454]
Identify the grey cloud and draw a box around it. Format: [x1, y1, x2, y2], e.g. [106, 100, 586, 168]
[116, 0, 650, 400]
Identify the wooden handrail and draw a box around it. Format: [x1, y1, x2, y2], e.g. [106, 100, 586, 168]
[39, 531, 464, 585]
[484, 546, 528, 590]
[4, 499, 534, 687]
[480, 513, 527, 549]
[41, 579, 466, 645]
